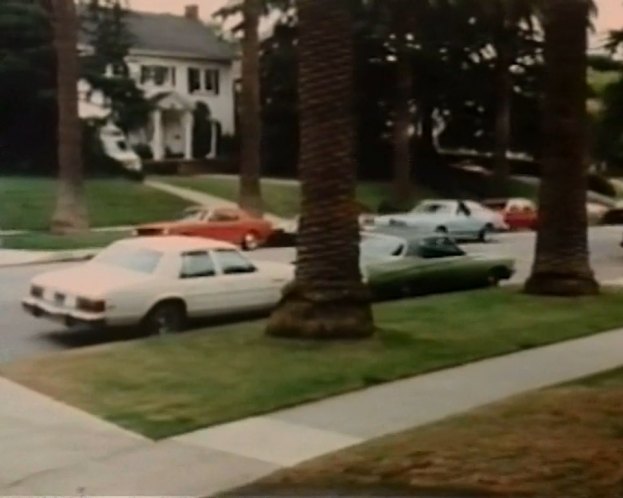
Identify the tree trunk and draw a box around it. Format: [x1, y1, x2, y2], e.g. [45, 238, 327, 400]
[238, 0, 263, 215]
[391, 7, 414, 207]
[51, 0, 89, 234]
[418, 100, 437, 182]
[492, 33, 512, 196]
[266, 0, 374, 340]
[524, 0, 598, 296]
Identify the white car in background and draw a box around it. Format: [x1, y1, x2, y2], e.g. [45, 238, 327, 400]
[99, 123, 143, 174]
[22, 236, 294, 335]
[373, 199, 508, 242]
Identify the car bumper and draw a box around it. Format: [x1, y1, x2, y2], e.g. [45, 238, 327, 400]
[22, 298, 106, 328]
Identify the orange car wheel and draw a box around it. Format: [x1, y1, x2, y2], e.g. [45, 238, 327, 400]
[241, 231, 260, 251]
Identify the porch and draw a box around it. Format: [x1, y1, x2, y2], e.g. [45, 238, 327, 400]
[148, 91, 220, 161]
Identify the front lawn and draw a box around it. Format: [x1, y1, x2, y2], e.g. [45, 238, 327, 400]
[242, 368, 623, 498]
[1, 230, 131, 251]
[0, 177, 191, 231]
[4, 289, 623, 440]
[157, 176, 439, 217]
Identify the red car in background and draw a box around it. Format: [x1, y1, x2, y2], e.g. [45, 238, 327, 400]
[135, 206, 275, 250]
[482, 198, 538, 231]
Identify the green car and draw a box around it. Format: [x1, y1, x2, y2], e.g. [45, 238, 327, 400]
[361, 230, 515, 300]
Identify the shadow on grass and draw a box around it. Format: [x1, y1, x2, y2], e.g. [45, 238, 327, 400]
[39, 310, 270, 350]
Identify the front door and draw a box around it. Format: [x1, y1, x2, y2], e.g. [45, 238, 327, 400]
[212, 249, 278, 310]
[178, 251, 229, 316]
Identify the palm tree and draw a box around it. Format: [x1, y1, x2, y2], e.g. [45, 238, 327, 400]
[266, 0, 375, 339]
[238, 0, 263, 215]
[50, 0, 89, 234]
[524, 0, 599, 296]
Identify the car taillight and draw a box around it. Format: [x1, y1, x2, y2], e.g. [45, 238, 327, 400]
[77, 298, 106, 313]
[31, 285, 44, 298]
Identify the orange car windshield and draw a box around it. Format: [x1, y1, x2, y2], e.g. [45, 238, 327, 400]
[179, 209, 207, 222]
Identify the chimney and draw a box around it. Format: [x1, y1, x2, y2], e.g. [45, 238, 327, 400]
[185, 4, 199, 20]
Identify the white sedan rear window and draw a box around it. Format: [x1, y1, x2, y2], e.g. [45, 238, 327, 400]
[93, 246, 162, 274]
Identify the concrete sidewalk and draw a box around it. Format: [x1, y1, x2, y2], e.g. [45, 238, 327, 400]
[3, 328, 623, 495]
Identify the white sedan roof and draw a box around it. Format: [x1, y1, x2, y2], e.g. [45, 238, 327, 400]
[113, 236, 236, 253]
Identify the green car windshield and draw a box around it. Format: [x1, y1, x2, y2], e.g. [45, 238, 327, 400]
[409, 236, 466, 259]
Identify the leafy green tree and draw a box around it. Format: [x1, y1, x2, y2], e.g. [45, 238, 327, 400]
[80, 0, 150, 133]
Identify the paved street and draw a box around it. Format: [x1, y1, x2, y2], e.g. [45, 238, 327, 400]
[1, 226, 623, 364]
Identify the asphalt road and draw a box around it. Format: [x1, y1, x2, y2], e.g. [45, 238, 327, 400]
[1, 226, 623, 364]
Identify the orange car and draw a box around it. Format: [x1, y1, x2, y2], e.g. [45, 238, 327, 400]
[135, 206, 274, 250]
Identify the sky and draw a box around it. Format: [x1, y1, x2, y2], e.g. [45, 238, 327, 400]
[129, 0, 623, 47]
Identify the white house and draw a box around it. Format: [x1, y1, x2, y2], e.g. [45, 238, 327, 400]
[78, 5, 237, 161]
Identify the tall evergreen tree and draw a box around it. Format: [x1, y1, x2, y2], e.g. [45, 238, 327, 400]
[0, 0, 56, 172]
[238, 0, 264, 215]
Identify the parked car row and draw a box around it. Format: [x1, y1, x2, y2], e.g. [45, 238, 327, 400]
[127, 195, 623, 258]
[135, 198, 518, 255]
[22, 231, 516, 335]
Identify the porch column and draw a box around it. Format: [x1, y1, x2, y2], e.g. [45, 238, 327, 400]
[183, 111, 194, 160]
[151, 109, 164, 160]
[207, 121, 218, 159]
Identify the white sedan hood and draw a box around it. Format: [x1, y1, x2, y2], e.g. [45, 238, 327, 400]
[32, 262, 154, 298]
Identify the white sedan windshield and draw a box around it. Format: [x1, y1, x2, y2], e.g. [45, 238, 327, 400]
[92, 246, 162, 274]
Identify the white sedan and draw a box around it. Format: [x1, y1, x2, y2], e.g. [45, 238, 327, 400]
[22, 236, 294, 335]
[373, 199, 508, 242]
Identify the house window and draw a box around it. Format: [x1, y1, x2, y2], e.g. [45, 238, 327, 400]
[188, 67, 220, 95]
[205, 69, 220, 95]
[188, 68, 201, 93]
[140, 65, 174, 86]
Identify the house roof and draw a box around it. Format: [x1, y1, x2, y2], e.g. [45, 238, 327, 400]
[79, 9, 236, 62]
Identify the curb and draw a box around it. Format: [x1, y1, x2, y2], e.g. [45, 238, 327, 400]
[0, 248, 100, 269]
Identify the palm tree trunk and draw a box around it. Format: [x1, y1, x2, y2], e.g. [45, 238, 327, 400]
[238, 0, 263, 215]
[266, 0, 374, 340]
[51, 0, 88, 234]
[524, 0, 598, 296]
[492, 35, 512, 195]
[391, 6, 414, 207]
